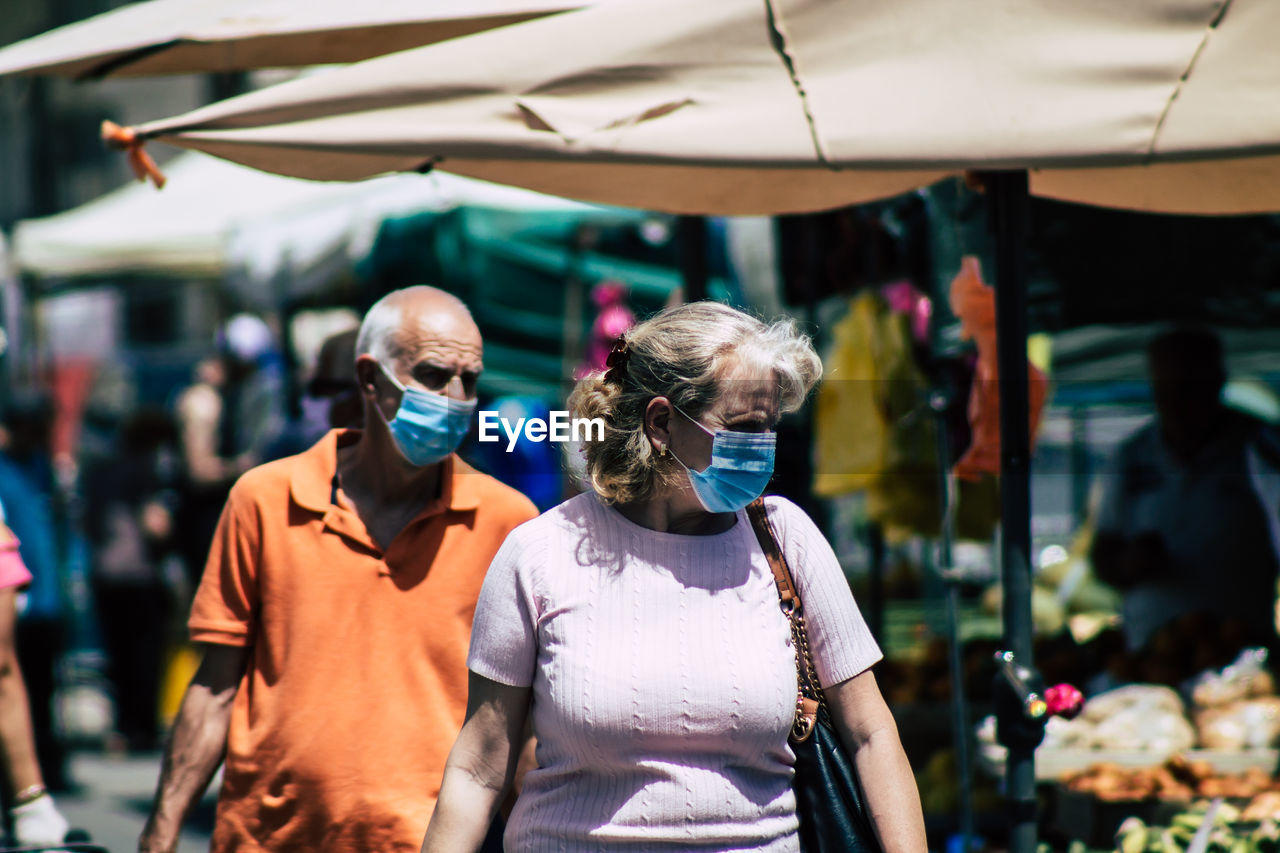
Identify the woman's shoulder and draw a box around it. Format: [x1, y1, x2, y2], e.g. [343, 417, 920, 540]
[505, 491, 602, 544]
[759, 496, 838, 568]
[761, 494, 820, 536]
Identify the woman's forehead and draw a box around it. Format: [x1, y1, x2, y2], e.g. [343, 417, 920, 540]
[711, 362, 779, 416]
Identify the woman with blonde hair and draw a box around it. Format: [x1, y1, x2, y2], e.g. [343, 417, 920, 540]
[423, 302, 926, 852]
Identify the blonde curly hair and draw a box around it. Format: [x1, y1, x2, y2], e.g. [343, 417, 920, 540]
[567, 302, 821, 504]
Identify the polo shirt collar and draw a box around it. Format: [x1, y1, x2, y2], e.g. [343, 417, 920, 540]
[289, 429, 483, 517]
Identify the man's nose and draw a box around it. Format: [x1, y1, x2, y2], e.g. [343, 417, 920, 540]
[445, 374, 469, 401]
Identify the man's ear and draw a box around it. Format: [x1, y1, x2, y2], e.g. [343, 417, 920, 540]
[644, 396, 674, 453]
[354, 355, 381, 397]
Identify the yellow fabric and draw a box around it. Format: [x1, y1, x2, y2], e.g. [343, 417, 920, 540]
[813, 293, 895, 496]
[159, 643, 201, 726]
[813, 293, 941, 541]
[813, 292, 1003, 542]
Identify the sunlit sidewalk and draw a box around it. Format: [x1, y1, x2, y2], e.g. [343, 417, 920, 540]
[53, 751, 216, 853]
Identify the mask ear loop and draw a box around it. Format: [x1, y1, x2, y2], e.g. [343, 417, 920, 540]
[669, 402, 714, 439]
[666, 402, 714, 475]
[377, 360, 408, 393]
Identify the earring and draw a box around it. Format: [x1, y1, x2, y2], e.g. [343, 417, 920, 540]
[658, 444, 668, 457]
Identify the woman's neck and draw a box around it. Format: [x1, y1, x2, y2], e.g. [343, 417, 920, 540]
[612, 492, 736, 535]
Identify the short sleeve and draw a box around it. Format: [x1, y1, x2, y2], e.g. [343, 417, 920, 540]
[467, 527, 540, 687]
[766, 498, 882, 687]
[188, 491, 261, 646]
[0, 523, 32, 592]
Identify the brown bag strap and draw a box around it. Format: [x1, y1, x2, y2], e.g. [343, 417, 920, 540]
[747, 497, 823, 741]
[746, 498, 800, 610]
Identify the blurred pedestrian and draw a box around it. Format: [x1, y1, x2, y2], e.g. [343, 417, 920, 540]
[423, 302, 926, 853]
[217, 313, 286, 466]
[0, 392, 71, 793]
[140, 286, 538, 853]
[263, 327, 362, 461]
[1092, 327, 1279, 676]
[173, 356, 240, 588]
[81, 407, 183, 753]
[308, 327, 363, 432]
[174, 316, 287, 588]
[0, 508, 71, 847]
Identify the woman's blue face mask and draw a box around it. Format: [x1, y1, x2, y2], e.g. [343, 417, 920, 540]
[670, 405, 776, 513]
[379, 362, 477, 467]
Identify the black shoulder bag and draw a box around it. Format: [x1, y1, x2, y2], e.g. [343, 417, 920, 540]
[747, 498, 883, 853]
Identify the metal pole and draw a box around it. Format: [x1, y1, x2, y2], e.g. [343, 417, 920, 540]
[986, 170, 1037, 853]
[677, 216, 709, 302]
[933, 397, 975, 851]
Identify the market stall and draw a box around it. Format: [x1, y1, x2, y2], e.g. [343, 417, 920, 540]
[8, 151, 661, 397]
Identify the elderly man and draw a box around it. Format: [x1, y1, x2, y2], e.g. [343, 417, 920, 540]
[140, 287, 538, 853]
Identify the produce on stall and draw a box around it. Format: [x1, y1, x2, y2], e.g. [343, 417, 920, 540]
[1064, 756, 1280, 802]
[1193, 650, 1280, 752]
[979, 649, 1280, 772]
[1049, 758, 1280, 850]
[1115, 803, 1280, 853]
[977, 685, 1199, 764]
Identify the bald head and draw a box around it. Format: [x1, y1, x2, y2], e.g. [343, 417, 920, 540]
[357, 286, 478, 364]
[356, 286, 483, 402]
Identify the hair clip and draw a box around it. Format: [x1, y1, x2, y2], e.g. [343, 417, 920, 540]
[604, 338, 630, 386]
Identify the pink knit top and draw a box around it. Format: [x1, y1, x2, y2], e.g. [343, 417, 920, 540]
[468, 493, 882, 852]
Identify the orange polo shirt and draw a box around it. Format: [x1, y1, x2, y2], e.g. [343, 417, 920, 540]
[189, 429, 538, 853]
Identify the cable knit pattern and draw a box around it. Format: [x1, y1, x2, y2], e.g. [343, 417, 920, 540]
[468, 493, 882, 852]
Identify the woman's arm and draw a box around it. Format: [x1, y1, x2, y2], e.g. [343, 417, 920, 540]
[0, 587, 42, 795]
[421, 672, 531, 853]
[0, 587, 72, 846]
[824, 669, 928, 853]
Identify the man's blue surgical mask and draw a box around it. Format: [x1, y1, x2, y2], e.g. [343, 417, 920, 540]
[379, 362, 477, 466]
[670, 405, 776, 513]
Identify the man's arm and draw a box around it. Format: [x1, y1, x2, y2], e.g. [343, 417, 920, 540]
[139, 644, 249, 853]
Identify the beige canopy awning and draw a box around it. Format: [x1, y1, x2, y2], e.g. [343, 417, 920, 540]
[11, 152, 598, 280]
[0, 0, 582, 79]
[114, 0, 1280, 216]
